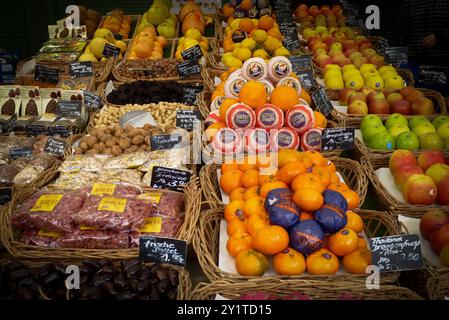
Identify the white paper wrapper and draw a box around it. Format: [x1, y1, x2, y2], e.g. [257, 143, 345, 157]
[375, 168, 406, 203]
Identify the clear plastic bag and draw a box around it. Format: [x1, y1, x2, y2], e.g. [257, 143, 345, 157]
[97, 169, 142, 185]
[59, 154, 110, 172]
[87, 183, 142, 197]
[130, 215, 183, 247]
[57, 229, 129, 249]
[137, 190, 185, 218]
[102, 151, 150, 170]
[11, 157, 30, 171]
[13, 153, 57, 186]
[51, 171, 98, 189]
[0, 164, 19, 187]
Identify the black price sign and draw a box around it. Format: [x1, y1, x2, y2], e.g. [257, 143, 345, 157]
[10, 147, 32, 159]
[182, 86, 203, 105]
[276, 9, 293, 23]
[177, 60, 201, 79]
[181, 44, 203, 61]
[419, 65, 448, 86]
[283, 35, 300, 51]
[57, 100, 82, 118]
[150, 133, 184, 151]
[69, 61, 93, 78]
[102, 43, 121, 58]
[44, 137, 67, 157]
[376, 38, 390, 55]
[321, 127, 355, 152]
[0, 188, 12, 206]
[385, 47, 409, 66]
[83, 90, 103, 109]
[35, 65, 59, 83]
[312, 87, 333, 117]
[279, 22, 297, 37]
[139, 236, 187, 267]
[369, 235, 423, 272]
[150, 166, 192, 192]
[298, 70, 315, 91]
[289, 55, 312, 73]
[176, 110, 202, 131]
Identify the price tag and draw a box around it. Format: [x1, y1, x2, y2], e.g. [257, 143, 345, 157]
[30, 194, 63, 212]
[418, 65, 448, 86]
[181, 44, 203, 61]
[385, 47, 409, 66]
[0, 188, 12, 206]
[289, 55, 313, 73]
[69, 61, 93, 78]
[97, 197, 127, 213]
[176, 110, 202, 131]
[150, 133, 184, 151]
[150, 166, 192, 192]
[102, 43, 121, 58]
[282, 35, 300, 51]
[297, 70, 315, 91]
[139, 217, 163, 233]
[139, 236, 187, 267]
[91, 183, 116, 196]
[312, 87, 333, 117]
[321, 128, 355, 152]
[182, 86, 203, 105]
[35, 65, 59, 83]
[279, 22, 297, 37]
[10, 147, 32, 159]
[177, 60, 201, 79]
[56, 100, 82, 118]
[369, 235, 423, 272]
[376, 38, 390, 55]
[83, 90, 103, 109]
[44, 137, 67, 157]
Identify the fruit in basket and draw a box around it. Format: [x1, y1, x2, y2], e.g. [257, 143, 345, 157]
[239, 81, 267, 109]
[394, 165, 424, 190]
[246, 213, 270, 236]
[419, 133, 444, 150]
[385, 113, 408, 129]
[386, 92, 403, 104]
[157, 22, 176, 38]
[93, 28, 115, 43]
[293, 188, 324, 212]
[368, 98, 390, 114]
[345, 211, 364, 234]
[347, 100, 368, 115]
[391, 99, 412, 115]
[88, 38, 109, 59]
[389, 150, 416, 173]
[433, 115, 449, 130]
[328, 228, 358, 256]
[420, 209, 449, 240]
[289, 219, 324, 255]
[78, 52, 98, 62]
[277, 161, 306, 185]
[361, 114, 383, 132]
[235, 249, 269, 276]
[227, 232, 253, 258]
[252, 225, 289, 255]
[412, 97, 435, 115]
[437, 123, 449, 140]
[314, 190, 348, 233]
[273, 248, 306, 275]
[440, 243, 449, 267]
[412, 122, 436, 138]
[362, 124, 387, 143]
[417, 150, 445, 171]
[430, 224, 449, 255]
[402, 174, 437, 205]
[388, 124, 410, 139]
[268, 200, 300, 230]
[224, 200, 246, 222]
[437, 176, 449, 205]
[147, 2, 170, 25]
[243, 197, 266, 218]
[220, 169, 244, 194]
[227, 215, 247, 235]
[306, 249, 339, 275]
[343, 248, 372, 274]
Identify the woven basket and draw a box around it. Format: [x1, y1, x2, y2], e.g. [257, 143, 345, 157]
[191, 280, 422, 300]
[362, 156, 449, 217]
[0, 179, 201, 260]
[193, 207, 401, 283]
[427, 275, 449, 300]
[200, 157, 368, 209]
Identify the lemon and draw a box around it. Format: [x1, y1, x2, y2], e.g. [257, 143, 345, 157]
[185, 28, 202, 41]
[230, 19, 241, 31]
[263, 36, 282, 53]
[178, 37, 186, 46]
[274, 46, 290, 56]
[234, 48, 252, 61]
[222, 52, 233, 64]
[252, 30, 267, 43]
[251, 19, 259, 28]
[252, 49, 269, 59]
[232, 47, 241, 58]
[241, 38, 256, 50]
[184, 39, 199, 49]
[226, 57, 243, 68]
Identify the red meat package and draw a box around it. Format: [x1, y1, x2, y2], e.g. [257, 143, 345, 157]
[87, 182, 142, 197]
[20, 229, 60, 248]
[57, 227, 130, 249]
[11, 189, 88, 233]
[137, 190, 185, 218]
[129, 215, 184, 247]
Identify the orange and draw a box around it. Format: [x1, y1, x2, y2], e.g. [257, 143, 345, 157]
[235, 249, 268, 276]
[296, 153, 313, 169]
[259, 15, 275, 31]
[245, 213, 270, 236]
[238, 155, 258, 172]
[293, 188, 324, 211]
[222, 3, 235, 17]
[223, 38, 235, 52]
[330, 173, 341, 184]
[240, 0, 253, 11]
[311, 166, 331, 187]
[219, 98, 239, 122]
[242, 169, 260, 188]
[259, 171, 278, 186]
[328, 228, 359, 257]
[306, 249, 339, 275]
[221, 161, 239, 173]
[220, 169, 244, 194]
[328, 182, 350, 193]
[291, 173, 325, 193]
[239, 81, 267, 109]
[273, 248, 306, 275]
[324, 160, 337, 173]
[227, 217, 247, 236]
[357, 236, 369, 250]
[230, 187, 246, 201]
[243, 186, 261, 201]
[227, 232, 252, 258]
[278, 149, 301, 168]
[300, 89, 312, 105]
[313, 111, 327, 128]
[341, 190, 360, 210]
[303, 151, 326, 167]
[224, 200, 245, 222]
[300, 212, 314, 221]
[277, 161, 306, 185]
[270, 86, 299, 112]
[267, 27, 283, 40]
[343, 248, 372, 274]
[243, 197, 266, 218]
[345, 211, 364, 234]
[239, 18, 255, 34]
[252, 226, 289, 255]
[260, 181, 289, 198]
[205, 122, 226, 142]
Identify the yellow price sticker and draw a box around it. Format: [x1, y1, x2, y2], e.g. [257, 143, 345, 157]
[91, 183, 116, 196]
[30, 194, 63, 212]
[138, 192, 162, 204]
[37, 229, 61, 238]
[97, 197, 127, 213]
[139, 217, 163, 233]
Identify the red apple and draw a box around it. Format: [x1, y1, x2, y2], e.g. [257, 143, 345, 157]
[391, 99, 412, 115]
[430, 224, 449, 255]
[399, 87, 415, 98]
[369, 99, 390, 114]
[353, 56, 369, 69]
[387, 93, 404, 104]
[338, 88, 357, 105]
[406, 90, 425, 103]
[359, 43, 373, 52]
[394, 165, 423, 190]
[437, 175, 449, 205]
[348, 92, 367, 105]
[348, 100, 368, 115]
[402, 174, 437, 205]
[412, 97, 435, 115]
[324, 36, 336, 47]
[360, 87, 375, 97]
[389, 149, 417, 173]
[417, 150, 445, 171]
[420, 209, 449, 240]
[370, 55, 385, 68]
[367, 92, 386, 104]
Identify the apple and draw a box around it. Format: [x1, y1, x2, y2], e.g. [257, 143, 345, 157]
[396, 132, 420, 150]
[360, 43, 373, 53]
[437, 122, 449, 140]
[386, 93, 404, 104]
[419, 209, 449, 240]
[368, 99, 390, 114]
[338, 88, 356, 105]
[330, 42, 343, 51]
[389, 149, 417, 173]
[385, 75, 405, 91]
[363, 48, 377, 58]
[348, 100, 368, 115]
[367, 92, 386, 104]
[353, 56, 369, 69]
[385, 113, 409, 129]
[391, 99, 412, 115]
[400, 87, 416, 98]
[367, 132, 395, 150]
[419, 133, 444, 151]
[394, 165, 423, 191]
[345, 75, 364, 90]
[430, 224, 449, 255]
[348, 92, 367, 105]
[437, 175, 449, 205]
[407, 90, 425, 104]
[361, 114, 383, 132]
[365, 74, 385, 90]
[412, 97, 435, 115]
[349, 51, 363, 61]
[412, 123, 436, 138]
[402, 174, 437, 205]
[426, 163, 449, 185]
[388, 124, 410, 139]
[362, 124, 387, 143]
[433, 115, 449, 130]
[440, 243, 449, 267]
[409, 116, 431, 130]
[360, 87, 375, 97]
[370, 55, 385, 68]
[417, 150, 445, 171]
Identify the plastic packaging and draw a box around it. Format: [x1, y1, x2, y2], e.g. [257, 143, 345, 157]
[57, 229, 130, 249]
[13, 153, 58, 186]
[102, 151, 150, 170]
[0, 164, 20, 187]
[59, 154, 110, 172]
[137, 190, 185, 218]
[130, 216, 183, 247]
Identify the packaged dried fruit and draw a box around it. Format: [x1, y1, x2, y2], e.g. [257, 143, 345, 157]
[20, 229, 60, 248]
[57, 228, 130, 249]
[102, 151, 150, 170]
[130, 215, 183, 247]
[13, 153, 58, 186]
[138, 148, 189, 172]
[137, 190, 185, 218]
[51, 171, 98, 189]
[59, 154, 110, 172]
[87, 183, 142, 197]
[97, 169, 142, 185]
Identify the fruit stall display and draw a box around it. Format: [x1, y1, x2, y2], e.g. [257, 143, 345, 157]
[294, 4, 346, 29]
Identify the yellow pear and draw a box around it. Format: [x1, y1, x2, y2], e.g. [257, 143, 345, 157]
[89, 38, 108, 59]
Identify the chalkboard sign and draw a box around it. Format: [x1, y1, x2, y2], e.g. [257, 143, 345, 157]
[182, 86, 202, 106]
[150, 133, 184, 151]
[10, 147, 32, 159]
[312, 87, 333, 117]
[419, 65, 448, 86]
[0, 188, 12, 206]
[283, 35, 300, 51]
[69, 61, 93, 78]
[279, 22, 297, 37]
[369, 234, 423, 272]
[181, 44, 203, 61]
[150, 166, 192, 192]
[35, 65, 59, 83]
[177, 60, 201, 79]
[57, 100, 82, 118]
[297, 70, 315, 91]
[321, 127, 355, 152]
[276, 9, 293, 23]
[102, 43, 121, 58]
[289, 55, 312, 73]
[376, 38, 390, 55]
[44, 137, 67, 157]
[385, 47, 409, 66]
[83, 90, 103, 109]
[139, 236, 187, 267]
[176, 110, 202, 131]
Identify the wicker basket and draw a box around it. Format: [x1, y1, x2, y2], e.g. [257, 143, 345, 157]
[200, 157, 368, 209]
[332, 88, 446, 127]
[191, 280, 422, 300]
[193, 207, 401, 283]
[362, 156, 449, 217]
[427, 274, 449, 300]
[0, 179, 201, 259]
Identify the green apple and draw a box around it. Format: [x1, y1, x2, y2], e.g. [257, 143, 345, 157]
[437, 122, 449, 139]
[432, 115, 449, 130]
[409, 116, 431, 130]
[361, 115, 383, 133]
[396, 132, 420, 150]
[388, 124, 410, 139]
[425, 164, 449, 185]
[412, 123, 436, 138]
[363, 124, 387, 144]
[419, 133, 444, 150]
[385, 113, 409, 129]
[367, 132, 395, 150]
